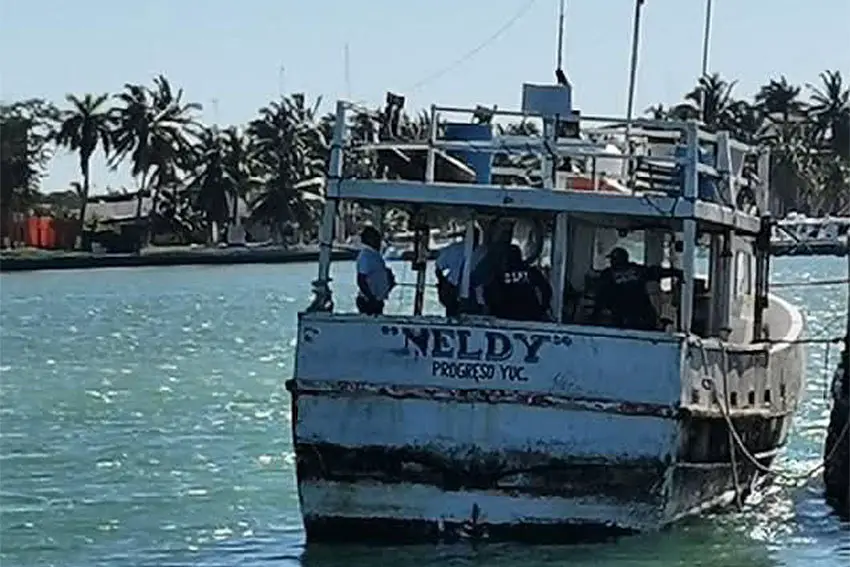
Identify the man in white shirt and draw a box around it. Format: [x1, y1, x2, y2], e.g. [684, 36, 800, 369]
[356, 226, 395, 315]
[435, 228, 481, 317]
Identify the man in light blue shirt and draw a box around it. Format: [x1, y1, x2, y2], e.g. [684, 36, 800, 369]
[356, 226, 395, 315]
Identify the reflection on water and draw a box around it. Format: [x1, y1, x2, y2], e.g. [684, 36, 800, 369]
[0, 258, 847, 567]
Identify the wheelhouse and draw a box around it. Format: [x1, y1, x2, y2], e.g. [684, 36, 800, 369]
[309, 83, 773, 344]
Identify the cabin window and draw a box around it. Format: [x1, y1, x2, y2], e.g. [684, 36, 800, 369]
[735, 251, 752, 296]
[592, 228, 645, 271]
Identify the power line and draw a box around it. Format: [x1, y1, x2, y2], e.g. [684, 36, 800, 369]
[405, 0, 540, 93]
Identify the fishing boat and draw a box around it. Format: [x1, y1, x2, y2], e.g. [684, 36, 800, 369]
[286, 30, 806, 545]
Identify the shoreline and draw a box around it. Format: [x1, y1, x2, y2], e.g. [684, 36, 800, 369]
[0, 245, 358, 273]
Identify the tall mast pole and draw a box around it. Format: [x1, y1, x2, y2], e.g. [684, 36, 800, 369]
[699, 0, 714, 121]
[556, 0, 566, 72]
[624, 0, 646, 145]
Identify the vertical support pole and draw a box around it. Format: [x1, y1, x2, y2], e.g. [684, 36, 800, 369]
[459, 216, 476, 302]
[425, 105, 438, 183]
[412, 210, 429, 316]
[680, 220, 697, 334]
[707, 233, 721, 335]
[550, 212, 570, 322]
[679, 121, 700, 333]
[752, 214, 772, 342]
[542, 119, 556, 189]
[716, 131, 732, 205]
[645, 230, 665, 321]
[757, 148, 771, 214]
[845, 244, 849, 364]
[719, 231, 733, 336]
[311, 100, 347, 311]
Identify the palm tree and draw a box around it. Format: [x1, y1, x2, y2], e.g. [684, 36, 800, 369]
[248, 94, 327, 244]
[684, 73, 738, 130]
[220, 127, 258, 226]
[187, 125, 258, 242]
[0, 99, 59, 235]
[110, 75, 201, 248]
[53, 93, 113, 248]
[186, 126, 230, 240]
[755, 76, 805, 124]
[807, 70, 850, 160]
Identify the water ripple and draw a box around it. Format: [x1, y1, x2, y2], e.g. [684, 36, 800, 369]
[0, 259, 847, 567]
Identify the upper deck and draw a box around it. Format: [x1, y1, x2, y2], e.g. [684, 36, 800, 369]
[324, 84, 772, 236]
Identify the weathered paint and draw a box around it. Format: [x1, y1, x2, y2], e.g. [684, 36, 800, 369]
[287, 380, 678, 418]
[295, 442, 666, 499]
[289, 298, 806, 543]
[300, 480, 665, 532]
[296, 313, 684, 405]
[293, 395, 678, 462]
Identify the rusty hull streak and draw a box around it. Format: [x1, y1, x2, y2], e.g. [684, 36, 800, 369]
[295, 441, 668, 501]
[285, 379, 679, 419]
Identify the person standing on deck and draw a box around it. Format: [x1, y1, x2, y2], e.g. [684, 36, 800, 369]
[435, 228, 481, 317]
[468, 221, 514, 314]
[356, 226, 396, 315]
[593, 247, 682, 331]
[484, 244, 548, 321]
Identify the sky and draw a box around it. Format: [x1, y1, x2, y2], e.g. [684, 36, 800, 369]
[2, 0, 848, 195]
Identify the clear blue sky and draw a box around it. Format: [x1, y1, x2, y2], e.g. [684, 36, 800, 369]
[2, 0, 848, 195]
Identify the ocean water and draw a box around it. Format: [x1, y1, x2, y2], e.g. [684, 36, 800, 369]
[0, 258, 848, 567]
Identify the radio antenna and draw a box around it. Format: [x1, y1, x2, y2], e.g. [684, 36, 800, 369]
[344, 42, 352, 99]
[555, 0, 567, 85]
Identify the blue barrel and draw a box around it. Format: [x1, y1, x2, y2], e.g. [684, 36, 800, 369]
[443, 123, 493, 184]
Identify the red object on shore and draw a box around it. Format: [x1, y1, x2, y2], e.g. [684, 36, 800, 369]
[2, 215, 78, 250]
[25, 217, 39, 247]
[39, 217, 55, 249]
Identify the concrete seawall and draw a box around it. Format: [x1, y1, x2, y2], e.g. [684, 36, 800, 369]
[0, 246, 358, 273]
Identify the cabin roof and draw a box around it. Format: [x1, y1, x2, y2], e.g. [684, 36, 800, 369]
[330, 179, 763, 234]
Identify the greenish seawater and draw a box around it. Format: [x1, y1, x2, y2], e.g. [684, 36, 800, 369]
[0, 258, 848, 567]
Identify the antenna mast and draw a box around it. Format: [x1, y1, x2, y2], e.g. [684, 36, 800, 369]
[556, 0, 565, 72]
[624, 0, 646, 144]
[344, 43, 352, 99]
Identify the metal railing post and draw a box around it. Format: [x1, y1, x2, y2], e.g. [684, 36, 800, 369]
[311, 100, 347, 311]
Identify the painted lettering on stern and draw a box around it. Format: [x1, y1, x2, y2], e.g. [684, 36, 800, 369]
[381, 325, 572, 384]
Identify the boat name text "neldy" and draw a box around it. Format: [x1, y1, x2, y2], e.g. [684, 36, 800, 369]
[395, 326, 570, 383]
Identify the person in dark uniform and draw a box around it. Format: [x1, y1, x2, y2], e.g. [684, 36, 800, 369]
[593, 246, 682, 331]
[484, 244, 548, 321]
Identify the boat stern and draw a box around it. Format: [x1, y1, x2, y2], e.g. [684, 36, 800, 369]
[288, 313, 687, 542]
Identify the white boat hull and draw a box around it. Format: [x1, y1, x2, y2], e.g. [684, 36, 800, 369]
[288, 306, 804, 543]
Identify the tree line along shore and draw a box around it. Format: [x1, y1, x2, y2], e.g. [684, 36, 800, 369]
[1, 70, 848, 272]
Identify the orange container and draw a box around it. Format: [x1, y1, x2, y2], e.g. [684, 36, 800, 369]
[25, 217, 39, 247]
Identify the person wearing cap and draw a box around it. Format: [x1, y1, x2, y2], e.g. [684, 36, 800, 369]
[593, 246, 683, 331]
[355, 226, 396, 315]
[435, 228, 481, 317]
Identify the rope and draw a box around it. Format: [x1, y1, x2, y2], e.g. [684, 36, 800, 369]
[771, 278, 850, 288]
[694, 338, 850, 487]
[765, 336, 846, 345]
[405, 0, 540, 93]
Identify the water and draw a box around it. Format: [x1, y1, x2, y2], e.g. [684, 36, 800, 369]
[0, 258, 848, 567]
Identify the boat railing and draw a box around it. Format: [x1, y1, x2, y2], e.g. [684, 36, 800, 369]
[332, 100, 770, 216]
